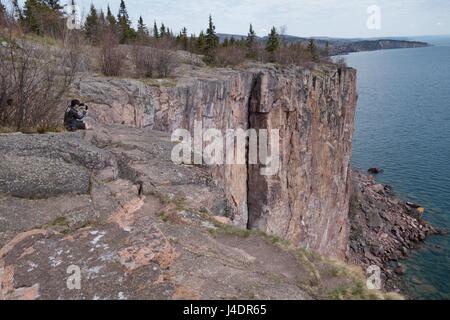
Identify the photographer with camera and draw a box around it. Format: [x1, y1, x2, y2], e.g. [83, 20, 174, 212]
[64, 99, 89, 131]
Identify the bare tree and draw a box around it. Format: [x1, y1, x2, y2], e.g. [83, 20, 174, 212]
[131, 44, 155, 78]
[215, 45, 246, 67]
[0, 26, 81, 130]
[131, 38, 177, 78]
[335, 56, 348, 69]
[99, 31, 125, 77]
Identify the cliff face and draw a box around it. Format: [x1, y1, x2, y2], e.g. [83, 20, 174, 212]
[247, 67, 357, 258]
[76, 64, 357, 258]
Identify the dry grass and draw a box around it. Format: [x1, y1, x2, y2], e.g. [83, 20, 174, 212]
[206, 215, 403, 301]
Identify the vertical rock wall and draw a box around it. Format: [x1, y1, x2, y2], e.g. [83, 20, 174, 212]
[79, 64, 357, 258]
[247, 67, 357, 258]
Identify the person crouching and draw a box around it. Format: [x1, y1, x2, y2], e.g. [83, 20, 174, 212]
[64, 99, 88, 131]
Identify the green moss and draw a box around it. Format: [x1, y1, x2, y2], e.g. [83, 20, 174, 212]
[48, 216, 70, 228]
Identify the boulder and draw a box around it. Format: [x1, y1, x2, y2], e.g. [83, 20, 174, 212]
[394, 264, 407, 275]
[368, 168, 384, 175]
[372, 184, 385, 194]
[0, 155, 90, 198]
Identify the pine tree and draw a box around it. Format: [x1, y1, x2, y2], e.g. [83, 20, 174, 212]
[98, 9, 108, 35]
[137, 16, 149, 38]
[106, 5, 116, 27]
[204, 14, 218, 63]
[205, 15, 219, 55]
[246, 23, 257, 58]
[117, 0, 136, 43]
[159, 23, 166, 37]
[84, 4, 99, 42]
[307, 39, 319, 61]
[42, 0, 62, 11]
[247, 24, 256, 47]
[265, 26, 280, 53]
[21, 0, 64, 36]
[99, 10, 106, 23]
[22, 0, 42, 34]
[189, 34, 196, 51]
[179, 27, 188, 50]
[197, 31, 206, 53]
[153, 21, 159, 38]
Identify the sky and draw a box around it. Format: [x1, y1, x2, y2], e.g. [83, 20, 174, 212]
[17, 0, 450, 38]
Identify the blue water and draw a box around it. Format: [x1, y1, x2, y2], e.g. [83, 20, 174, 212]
[346, 42, 450, 300]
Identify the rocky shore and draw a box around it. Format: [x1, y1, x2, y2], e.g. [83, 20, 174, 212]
[348, 171, 445, 292]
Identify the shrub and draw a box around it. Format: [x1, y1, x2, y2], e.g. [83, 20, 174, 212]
[154, 48, 176, 78]
[0, 28, 81, 130]
[131, 38, 177, 78]
[131, 44, 155, 78]
[335, 57, 348, 69]
[99, 32, 125, 77]
[215, 45, 246, 67]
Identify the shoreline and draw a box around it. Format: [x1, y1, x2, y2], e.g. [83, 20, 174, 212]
[348, 170, 446, 295]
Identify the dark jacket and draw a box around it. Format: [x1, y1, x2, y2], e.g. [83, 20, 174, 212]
[64, 106, 86, 130]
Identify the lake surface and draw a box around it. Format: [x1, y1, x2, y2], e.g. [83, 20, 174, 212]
[346, 41, 450, 299]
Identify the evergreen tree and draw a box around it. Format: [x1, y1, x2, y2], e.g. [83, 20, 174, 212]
[98, 9, 108, 35]
[204, 14, 218, 63]
[265, 26, 280, 53]
[153, 21, 159, 38]
[137, 15, 149, 38]
[21, 0, 64, 36]
[197, 31, 206, 53]
[247, 24, 257, 47]
[84, 4, 99, 42]
[22, 0, 43, 34]
[246, 23, 257, 58]
[205, 15, 218, 51]
[307, 39, 319, 61]
[189, 34, 196, 51]
[159, 23, 166, 37]
[179, 27, 188, 50]
[99, 9, 106, 24]
[106, 5, 116, 27]
[42, 0, 62, 11]
[117, 0, 136, 43]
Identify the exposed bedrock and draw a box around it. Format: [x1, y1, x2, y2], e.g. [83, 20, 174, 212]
[75, 64, 357, 258]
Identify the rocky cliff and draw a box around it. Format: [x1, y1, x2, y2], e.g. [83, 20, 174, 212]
[73, 63, 357, 259]
[0, 127, 399, 300]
